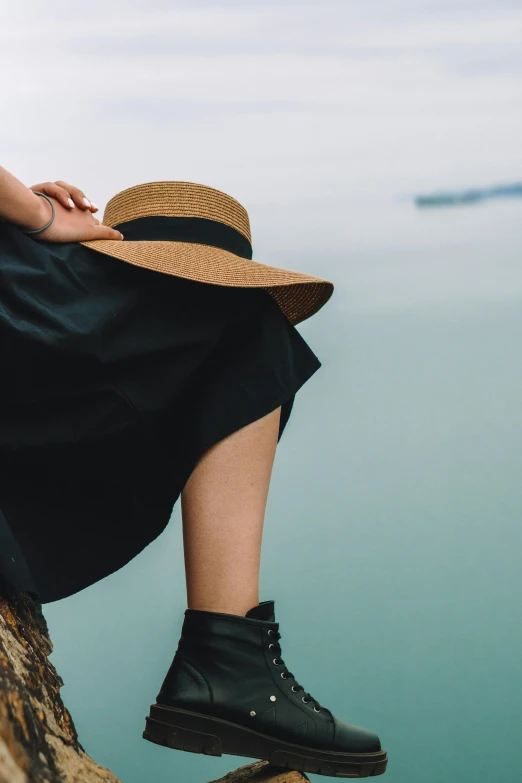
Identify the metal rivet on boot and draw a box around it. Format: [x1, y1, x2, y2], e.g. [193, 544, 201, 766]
[270, 695, 276, 702]
[250, 711, 256, 716]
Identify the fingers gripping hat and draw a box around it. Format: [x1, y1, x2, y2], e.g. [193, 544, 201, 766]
[80, 181, 334, 325]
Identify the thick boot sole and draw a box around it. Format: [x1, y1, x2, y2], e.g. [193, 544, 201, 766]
[143, 704, 388, 778]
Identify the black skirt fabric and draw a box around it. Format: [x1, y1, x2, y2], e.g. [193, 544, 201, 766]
[0, 223, 322, 604]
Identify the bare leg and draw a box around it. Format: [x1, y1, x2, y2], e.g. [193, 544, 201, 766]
[180, 406, 282, 616]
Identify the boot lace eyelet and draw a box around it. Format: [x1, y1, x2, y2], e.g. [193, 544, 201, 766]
[268, 643, 275, 650]
[302, 697, 309, 704]
[291, 685, 298, 692]
[281, 672, 287, 679]
[268, 629, 275, 636]
[273, 658, 280, 666]
[314, 706, 321, 712]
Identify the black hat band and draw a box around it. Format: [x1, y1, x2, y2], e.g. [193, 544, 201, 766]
[112, 216, 253, 260]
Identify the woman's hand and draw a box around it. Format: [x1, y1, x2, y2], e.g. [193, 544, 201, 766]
[0, 168, 123, 243]
[27, 179, 123, 242]
[31, 194, 124, 243]
[28, 179, 99, 213]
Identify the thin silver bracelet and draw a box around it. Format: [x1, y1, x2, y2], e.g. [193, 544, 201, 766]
[22, 191, 56, 234]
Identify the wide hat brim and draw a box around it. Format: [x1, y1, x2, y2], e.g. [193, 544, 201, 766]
[79, 238, 333, 325]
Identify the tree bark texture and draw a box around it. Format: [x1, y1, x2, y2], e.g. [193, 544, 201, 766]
[208, 759, 309, 781]
[0, 592, 121, 783]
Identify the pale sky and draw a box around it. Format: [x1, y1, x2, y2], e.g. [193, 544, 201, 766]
[1, 0, 521, 302]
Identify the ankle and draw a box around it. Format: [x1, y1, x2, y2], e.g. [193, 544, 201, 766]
[187, 598, 260, 617]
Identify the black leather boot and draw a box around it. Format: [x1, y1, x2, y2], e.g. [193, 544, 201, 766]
[143, 600, 388, 778]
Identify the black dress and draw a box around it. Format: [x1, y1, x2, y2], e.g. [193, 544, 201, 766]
[0, 223, 322, 604]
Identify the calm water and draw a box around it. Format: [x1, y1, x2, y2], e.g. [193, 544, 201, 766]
[45, 199, 522, 782]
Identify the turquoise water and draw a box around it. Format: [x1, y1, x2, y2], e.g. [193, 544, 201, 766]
[45, 199, 522, 782]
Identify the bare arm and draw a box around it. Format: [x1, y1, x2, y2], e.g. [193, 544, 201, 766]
[0, 166, 52, 230]
[0, 166, 123, 242]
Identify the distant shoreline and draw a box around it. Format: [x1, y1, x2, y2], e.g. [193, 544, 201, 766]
[415, 182, 522, 207]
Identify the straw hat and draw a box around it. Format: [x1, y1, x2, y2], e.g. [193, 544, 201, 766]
[79, 181, 333, 325]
